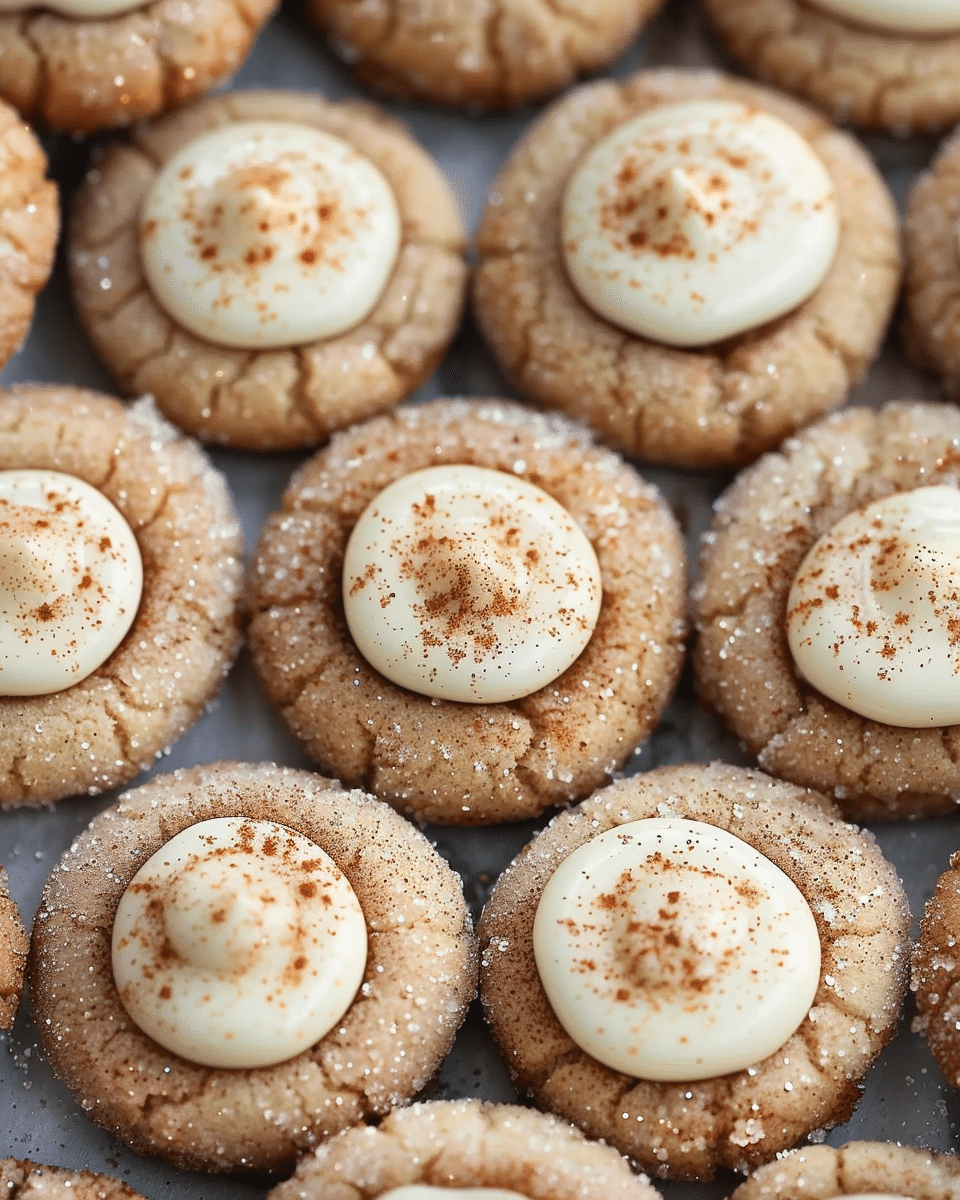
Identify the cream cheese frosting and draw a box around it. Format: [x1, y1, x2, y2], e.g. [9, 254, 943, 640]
[0, 0, 141, 15]
[560, 99, 838, 347]
[809, 0, 960, 33]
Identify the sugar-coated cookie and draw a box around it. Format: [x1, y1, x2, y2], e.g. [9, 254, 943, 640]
[478, 763, 910, 1180]
[308, 0, 664, 110]
[702, 0, 960, 135]
[694, 401, 960, 821]
[266, 1099, 662, 1200]
[914, 851, 960, 1090]
[0, 867, 26, 1029]
[1, 1159, 149, 1199]
[728, 1140, 960, 1198]
[29, 762, 478, 1173]
[0, 0, 276, 133]
[473, 67, 899, 469]
[0, 386, 243, 808]
[70, 90, 467, 450]
[248, 397, 687, 825]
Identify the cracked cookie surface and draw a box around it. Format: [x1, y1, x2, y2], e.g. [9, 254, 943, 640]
[702, 0, 960, 135]
[0, 385, 244, 808]
[28, 761, 478, 1173]
[477, 762, 910, 1181]
[914, 851, 960, 1091]
[69, 90, 467, 450]
[0, 868, 26, 1030]
[247, 397, 688, 825]
[307, 0, 664, 110]
[0, 1159, 148, 1199]
[266, 1098, 662, 1200]
[473, 67, 900, 470]
[0, 0, 276, 133]
[693, 401, 960, 822]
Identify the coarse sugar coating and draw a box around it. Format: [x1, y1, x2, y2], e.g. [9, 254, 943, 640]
[701, 0, 960, 135]
[28, 761, 478, 1173]
[0, 1159, 149, 1199]
[0, 0, 276, 133]
[0, 868, 26, 1030]
[472, 67, 900, 469]
[728, 1140, 960, 1198]
[69, 90, 467, 451]
[0, 385, 244, 808]
[477, 762, 910, 1181]
[307, 0, 664, 110]
[913, 850, 960, 1090]
[247, 397, 688, 825]
[693, 400, 960, 822]
[265, 1098, 662, 1200]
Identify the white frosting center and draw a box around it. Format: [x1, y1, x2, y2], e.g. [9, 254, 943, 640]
[533, 817, 821, 1081]
[809, 0, 960, 33]
[380, 1190, 528, 1200]
[0, 469, 142, 696]
[342, 465, 602, 704]
[139, 121, 401, 349]
[787, 485, 960, 727]
[0, 0, 140, 15]
[112, 817, 367, 1068]
[561, 99, 838, 347]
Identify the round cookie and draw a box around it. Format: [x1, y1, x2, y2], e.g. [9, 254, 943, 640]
[701, 0, 960, 135]
[69, 90, 467, 451]
[728, 1140, 960, 1199]
[478, 762, 910, 1181]
[0, 867, 26, 1029]
[0, 385, 244, 808]
[307, 0, 665, 110]
[1, 1159, 149, 1199]
[0, 100, 57, 368]
[29, 761, 478, 1173]
[472, 67, 900, 470]
[247, 397, 688, 826]
[0, 0, 276, 134]
[693, 400, 960, 822]
[913, 851, 960, 1089]
[265, 1099, 663, 1200]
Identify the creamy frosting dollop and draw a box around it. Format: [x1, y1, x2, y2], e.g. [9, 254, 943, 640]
[342, 464, 603, 704]
[810, 0, 960, 33]
[0, 468, 142, 696]
[533, 817, 821, 1081]
[561, 99, 838, 347]
[787, 485, 960, 727]
[0, 0, 140, 15]
[139, 121, 401, 349]
[380, 1190, 528, 1200]
[112, 817, 368, 1068]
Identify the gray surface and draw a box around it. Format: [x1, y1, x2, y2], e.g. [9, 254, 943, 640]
[1, 1, 959, 1196]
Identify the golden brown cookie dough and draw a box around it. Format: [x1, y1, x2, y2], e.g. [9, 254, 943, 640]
[693, 401, 960, 822]
[473, 67, 900, 470]
[0, 867, 26, 1029]
[701, 0, 960, 135]
[1, 1159, 149, 1199]
[728, 1140, 960, 1199]
[29, 761, 478, 1173]
[478, 762, 910, 1181]
[0, 0, 276, 134]
[266, 1099, 663, 1200]
[914, 851, 960, 1089]
[308, 0, 664, 110]
[248, 397, 688, 826]
[0, 100, 57, 368]
[0, 385, 244, 808]
[69, 90, 468, 451]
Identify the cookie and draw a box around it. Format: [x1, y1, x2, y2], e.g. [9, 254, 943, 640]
[0, 0, 276, 133]
[0, 867, 26, 1029]
[693, 400, 960, 822]
[701, 0, 960, 135]
[0, 1159, 148, 1199]
[478, 762, 910, 1181]
[307, 0, 664, 110]
[29, 761, 478, 1173]
[0, 101, 58, 368]
[69, 90, 467, 450]
[728, 1140, 960, 1199]
[473, 67, 900, 469]
[0, 385, 244, 808]
[913, 851, 960, 1089]
[265, 1098, 662, 1200]
[248, 397, 687, 825]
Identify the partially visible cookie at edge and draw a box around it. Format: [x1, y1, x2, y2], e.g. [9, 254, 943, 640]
[0, 868, 26, 1029]
[913, 850, 960, 1090]
[1, 1159, 149, 1199]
